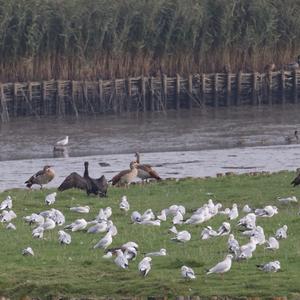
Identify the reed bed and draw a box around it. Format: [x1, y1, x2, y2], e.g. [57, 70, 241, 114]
[0, 0, 300, 81]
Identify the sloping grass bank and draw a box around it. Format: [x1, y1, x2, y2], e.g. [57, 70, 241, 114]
[0, 172, 300, 299]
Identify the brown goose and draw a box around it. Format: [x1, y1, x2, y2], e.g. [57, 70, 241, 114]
[58, 162, 108, 197]
[134, 152, 161, 182]
[110, 161, 138, 187]
[25, 165, 55, 189]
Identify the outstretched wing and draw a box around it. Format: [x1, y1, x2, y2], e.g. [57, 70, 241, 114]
[58, 172, 88, 191]
[291, 174, 300, 187]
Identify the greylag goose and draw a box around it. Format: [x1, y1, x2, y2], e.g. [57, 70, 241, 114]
[134, 152, 161, 182]
[110, 161, 138, 187]
[25, 165, 55, 189]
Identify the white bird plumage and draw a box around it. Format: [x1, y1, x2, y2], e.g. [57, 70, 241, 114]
[45, 192, 56, 205]
[138, 257, 152, 276]
[70, 206, 90, 214]
[55, 136, 69, 146]
[207, 254, 233, 275]
[181, 265, 196, 280]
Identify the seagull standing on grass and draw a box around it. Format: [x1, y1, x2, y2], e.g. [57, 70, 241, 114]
[275, 225, 288, 240]
[206, 254, 233, 277]
[58, 230, 71, 245]
[45, 192, 56, 205]
[138, 257, 152, 277]
[114, 249, 129, 269]
[265, 237, 279, 250]
[171, 230, 191, 243]
[145, 248, 167, 256]
[93, 232, 113, 249]
[70, 206, 90, 214]
[120, 196, 130, 213]
[0, 196, 12, 210]
[257, 261, 281, 272]
[181, 266, 196, 280]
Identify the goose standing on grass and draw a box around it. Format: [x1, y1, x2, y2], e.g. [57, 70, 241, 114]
[206, 254, 233, 277]
[25, 165, 55, 189]
[134, 152, 161, 182]
[110, 161, 139, 187]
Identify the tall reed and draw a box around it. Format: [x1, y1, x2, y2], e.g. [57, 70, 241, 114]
[0, 0, 299, 81]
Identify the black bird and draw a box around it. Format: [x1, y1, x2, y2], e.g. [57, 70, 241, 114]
[58, 162, 108, 197]
[291, 171, 300, 187]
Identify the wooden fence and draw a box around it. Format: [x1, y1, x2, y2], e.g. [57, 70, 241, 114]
[0, 70, 300, 122]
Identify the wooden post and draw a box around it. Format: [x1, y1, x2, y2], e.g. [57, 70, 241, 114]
[0, 83, 9, 122]
[213, 73, 218, 107]
[175, 74, 180, 110]
[280, 70, 285, 104]
[56, 80, 61, 115]
[293, 70, 298, 103]
[201, 74, 206, 106]
[28, 82, 32, 116]
[41, 81, 47, 115]
[125, 77, 131, 112]
[236, 71, 242, 105]
[188, 75, 193, 109]
[141, 76, 146, 112]
[225, 73, 231, 106]
[163, 74, 167, 110]
[266, 72, 273, 105]
[149, 77, 155, 111]
[13, 83, 18, 117]
[252, 72, 257, 105]
[71, 80, 78, 117]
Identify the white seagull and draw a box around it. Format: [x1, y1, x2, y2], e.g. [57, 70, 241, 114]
[55, 136, 69, 146]
[45, 192, 57, 205]
[70, 206, 90, 214]
[93, 232, 113, 249]
[171, 230, 191, 243]
[257, 261, 281, 272]
[181, 266, 196, 280]
[227, 234, 240, 256]
[138, 257, 152, 276]
[228, 203, 239, 220]
[6, 223, 16, 230]
[275, 225, 288, 240]
[22, 247, 34, 256]
[64, 218, 88, 232]
[201, 226, 218, 240]
[0, 196, 12, 210]
[206, 254, 233, 276]
[114, 249, 128, 269]
[119, 196, 130, 213]
[58, 230, 71, 245]
[278, 196, 298, 204]
[217, 222, 231, 236]
[145, 248, 167, 257]
[265, 237, 279, 250]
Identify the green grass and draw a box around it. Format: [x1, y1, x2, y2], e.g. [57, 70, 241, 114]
[1, 172, 300, 299]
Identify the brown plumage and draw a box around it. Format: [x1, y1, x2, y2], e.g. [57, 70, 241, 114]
[58, 161, 108, 197]
[134, 152, 161, 181]
[291, 172, 300, 187]
[110, 161, 138, 187]
[25, 165, 55, 189]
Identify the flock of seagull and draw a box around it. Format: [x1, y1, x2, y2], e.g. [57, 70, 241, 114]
[1, 135, 299, 284]
[0, 188, 297, 280]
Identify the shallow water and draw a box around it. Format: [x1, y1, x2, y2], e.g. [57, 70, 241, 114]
[1, 105, 300, 190]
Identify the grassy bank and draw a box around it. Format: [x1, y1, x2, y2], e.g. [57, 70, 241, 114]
[0, 0, 300, 81]
[0, 172, 300, 299]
